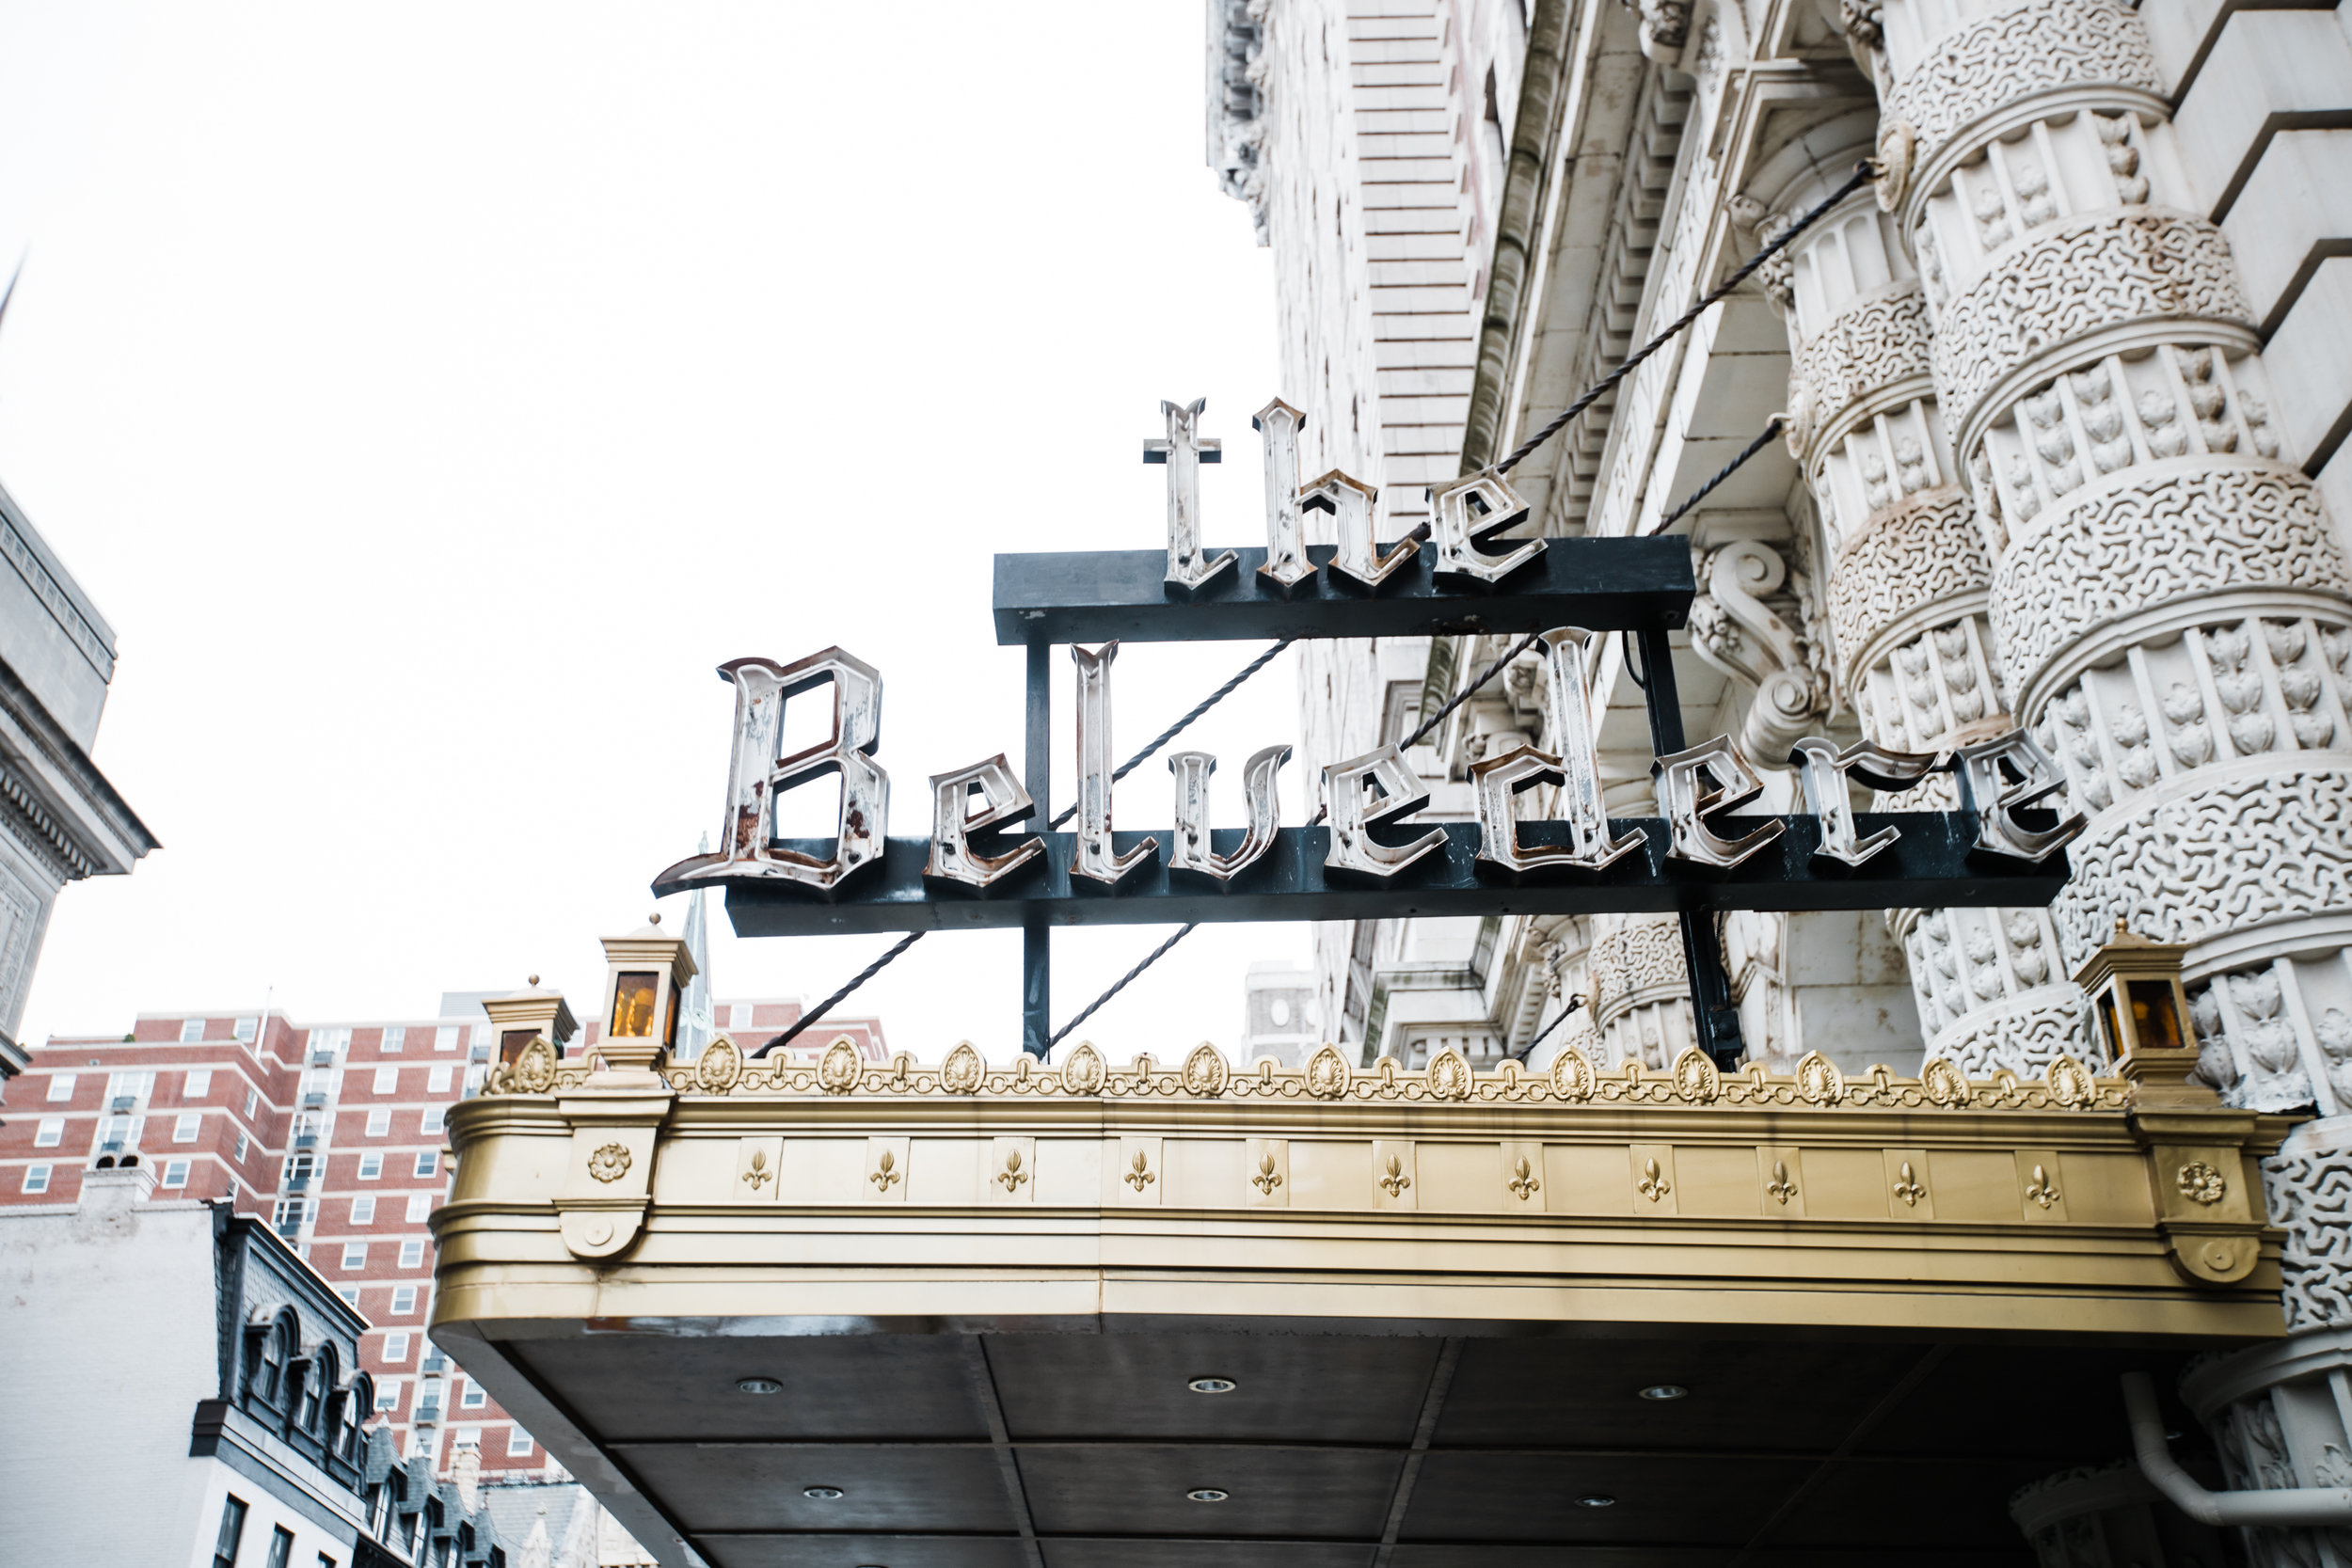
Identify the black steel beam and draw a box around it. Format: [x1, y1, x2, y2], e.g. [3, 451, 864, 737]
[713, 818, 2065, 937]
[992, 539, 1694, 646]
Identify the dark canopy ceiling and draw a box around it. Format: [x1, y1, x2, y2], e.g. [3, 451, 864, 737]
[504, 1326, 2226, 1568]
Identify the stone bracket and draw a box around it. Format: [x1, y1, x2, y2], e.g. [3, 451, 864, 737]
[2129, 1107, 2281, 1286]
[554, 1082, 675, 1259]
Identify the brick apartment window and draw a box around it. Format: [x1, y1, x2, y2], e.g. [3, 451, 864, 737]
[382, 1025, 405, 1053]
[235, 1132, 250, 1163]
[365, 1109, 389, 1135]
[376, 1377, 402, 1411]
[34, 1117, 61, 1148]
[185, 1069, 212, 1099]
[45, 1072, 73, 1101]
[23, 1164, 50, 1194]
[244, 1088, 258, 1117]
[461, 1380, 486, 1409]
[214, 1495, 247, 1568]
[400, 1239, 425, 1268]
[163, 1160, 190, 1187]
[373, 1066, 398, 1094]
[414, 1151, 437, 1179]
[275, 1196, 307, 1228]
[464, 1065, 485, 1094]
[508, 1425, 534, 1456]
[427, 1066, 453, 1094]
[265, 1523, 294, 1568]
[175, 1112, 201, 1143]
[390, 1286, 418, 1315]
[730, 1003, 753, 1028]
[342, 1243, 367, 1270]
[358, 1154, 382, 1180]
[351, 1196, 375, 1224]
[421, 1106, 446, 1136]
[435, 1025, 457, 1052]
[383, 1331, 410, 1363]
[471, 1023, 491, 1050]
[181, 1018, 206, 1043]
[234, 1017, 257, 1042]
[405, 1194, 431, 1223]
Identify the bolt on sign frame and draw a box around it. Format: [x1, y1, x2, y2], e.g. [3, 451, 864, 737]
[657, 411, 2078, 1070]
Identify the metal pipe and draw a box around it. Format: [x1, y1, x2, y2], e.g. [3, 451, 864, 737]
[2121, 1372, 2352, 1526]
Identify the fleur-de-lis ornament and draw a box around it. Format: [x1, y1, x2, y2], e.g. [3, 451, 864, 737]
[1251, 1153, 1283, 1195]
[2024, 1162, 2059, 1210]
[1765, 1160, 1797, 1206]
[740, 1148, 773, 1192]
[1506, 1156, 1540, 1201]
[1637, 1158, 1671, 1203]
[1892, 1161, 1928, 1207]
[997, 1148, 1030, 1193]
[1378, 1154, 1412, 1196]
[1124, 1149, 1156, 1191]
[869, 1148, 900, 1192]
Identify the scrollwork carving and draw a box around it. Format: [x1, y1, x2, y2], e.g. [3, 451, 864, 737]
[1931, 214, 2251, 447]
[2054, 767, 2352, 976]
[1690, 540, 1831, 761]
[1828, 488, 1989, 690]
[1991, 466, 2350, 709]
[1884, 0, 2163, 179]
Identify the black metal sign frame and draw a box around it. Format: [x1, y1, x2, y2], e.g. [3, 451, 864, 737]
[679, 538, 2071, 1069]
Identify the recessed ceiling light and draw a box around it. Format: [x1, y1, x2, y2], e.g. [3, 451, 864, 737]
[1188, 1377, 1237, 1394]
[1186, 1489, 1230, 1503]
[736, 1377, 783, 1395]
[1638, 1384, 1688, 1402]
[803, 1486, 844, 1500]
[1575, 1494, 1616, 1509]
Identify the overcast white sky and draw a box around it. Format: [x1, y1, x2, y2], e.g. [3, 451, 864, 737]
[1, 2, 1318, 1059]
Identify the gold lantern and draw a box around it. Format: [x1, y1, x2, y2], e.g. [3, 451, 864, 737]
[2073, 920, 2207, 1105]
[481, 975, 579, 1069]
[596, 914, 698, 1073]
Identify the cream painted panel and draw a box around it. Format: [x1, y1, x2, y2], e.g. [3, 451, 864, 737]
[1289, 1139, 1374, 1211]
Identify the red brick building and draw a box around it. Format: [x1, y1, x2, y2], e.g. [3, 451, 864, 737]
[0, 991, 885, 1479]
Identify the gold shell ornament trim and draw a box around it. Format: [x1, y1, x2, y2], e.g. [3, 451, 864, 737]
[1551, 1047, 1596, 1102]
[588, 1143, 632, 1184]
[693, 1036, 741, 1094]
[1672, 1048, 1720, 1104]
[818, 1037, 863, 1095]
[1427, 1047, 1472, 1101]
[513, 1037, 559, 1095]
[1920, 1057, 1970, 1106]
[1796, 1052, 1844, 1105]
[1061, 1040, 1106, 1095]
[940, 1042, 985, 1095]
[1182, 1043, 1229, 1098]
[2046, 1054, 2093, 1107]
[1305, 1044, 1350, 1100]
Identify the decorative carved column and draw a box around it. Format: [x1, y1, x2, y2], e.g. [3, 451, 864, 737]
[1753, 126, 2088, 1077]
[1588, 914, 1696, 1070]
[1875, 0, 2352, 1117]
[2177, 1324, 2352, 1568]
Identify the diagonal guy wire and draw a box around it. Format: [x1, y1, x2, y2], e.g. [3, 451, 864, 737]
[755, 931, 925, 1057]
[1493, 159, 1876, 477]
[1048, 924, 1199, 1052]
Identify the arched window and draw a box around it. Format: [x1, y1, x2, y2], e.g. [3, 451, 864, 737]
[255, 1323, 288, 1406]
[340, 1373, 373, 1459]
[294, 1352, 325, 1433]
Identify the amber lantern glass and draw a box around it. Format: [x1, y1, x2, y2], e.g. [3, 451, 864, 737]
[610, 971, 660, 1038]
[499, 1029, 537, 1066]
[2096, 990, 2126, 1062]
[2128, 979, 2185, 1053]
